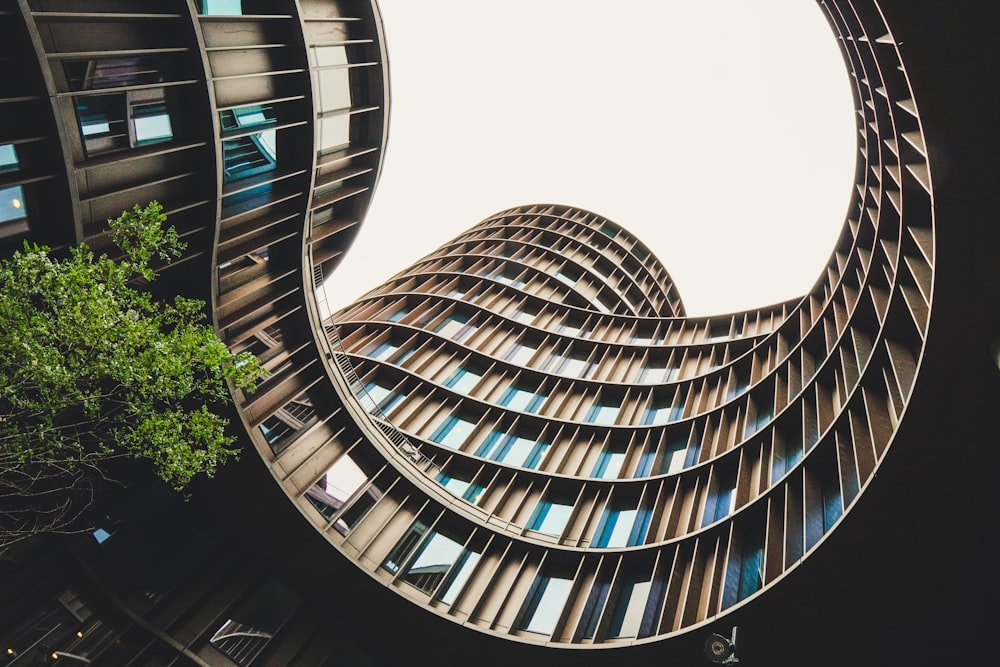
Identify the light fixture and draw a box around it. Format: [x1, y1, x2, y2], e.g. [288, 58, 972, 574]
[76, 631, 84, 638]
[11, 198, 21, 209]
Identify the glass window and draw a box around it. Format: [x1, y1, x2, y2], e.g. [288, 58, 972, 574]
[606, 574, 652, 638]
[318, 113, 351, 153]
[444, 367, 482, 394]
[555, 266, 580, 287]
[724, 530, 764, 609]
[520, 574, 573, 635]
[429, 415, 476, 450]
[73, 86, 173, 157]
[702, 477, 736, 527]
[477, 431, 549, 469]
[209, 580, 299, 665]
[595, 508, 637, 548]
[368, 341, 399, 361]
[513, 308, 537, 324]
[401, 531, 465, 595]
[0, 186, 27, 224]
[131, 89, 173, 145]
[505, 341, 537, 365]
[0, 144, 19, 173]
[585, 399, 620, 426]
[65, 56, 163, 92]
[642, 397, 683, 426]
[744, 407, 773, 437]
[494, 270, 526, 288]
[200, 0, 243, 14]
[498, 384, 546, 413]
[592, 447, 627, 479]
[362, 381, 405, 416]
[438, 549, 481, 605]
[383, 521, 428, 574]
[437, 473, 485, 504]
[594, 502, 649, 548]
[435, 313, 473, 341]
[551, 352, 595, 379]
[638, 362, 677, 384]
[305, 454, 376, 533]
[529, 498, 573, 536]
[387, 305, 411, 322]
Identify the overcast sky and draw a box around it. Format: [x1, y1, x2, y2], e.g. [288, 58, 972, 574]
[324, 0, 857, 316]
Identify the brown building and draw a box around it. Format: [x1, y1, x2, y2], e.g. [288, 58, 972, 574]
[1, 1, 997, 666]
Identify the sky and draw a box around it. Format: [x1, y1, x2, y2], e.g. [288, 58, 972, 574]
[324, 0, 858, 317]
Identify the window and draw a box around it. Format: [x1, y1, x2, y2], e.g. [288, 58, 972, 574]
[429, 415, 476, 450]
[555, 265, 581, 287]
[606, 573, 652, 638]
[0, 186, 27, 225]
[498, 384, 546, 413]
[368, 341, 399, 361]
[67, 57, 174, 157]
[437, 473, 485, 504]
[513, 308, 537, 324]
[702, 473, 737, 527]
[304, 454, 372, 533]
[494, 269, 527, 288]
[209, 580, 299, 665]
[505, 341, 537, 365]
[132, 89, 173, 145]
[221, 104, 278, 181]
[400, 530, 465, 595]
[438, 549, 481, 605]
[362, 381, 405, 416]
[642, 397, 683, 426]
[585, 398, 620, 426]
[594, 502, 649, 548]
[383, 521, 428, 574]
[744, 406, 773, 437]
[661, 435, 691, 474]
[444, 367, 482, 394]
[638, 362, 677, 384]
[65, 56, 163, 91]
[75, 93, 173, 157]
[723, 529, 764, 609]
[519, 573, 573, 635]
[434, 313, 473, 341]
[0, 144, 19, 174]
[550, 351, 595, 378]
[387, 305, 411, 322]
[199, 0, 243, 14]
[592, 447, 627, 479]
[477, 431, 549, 469]
[529, 497, 574, 536]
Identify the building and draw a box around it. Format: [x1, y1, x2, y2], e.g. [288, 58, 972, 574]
[1, 1, 998, 666]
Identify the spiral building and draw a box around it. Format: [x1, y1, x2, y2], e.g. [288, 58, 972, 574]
[0, 1, 998, 666]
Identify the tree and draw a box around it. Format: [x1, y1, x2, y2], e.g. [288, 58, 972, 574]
[0, 202, 265, 554]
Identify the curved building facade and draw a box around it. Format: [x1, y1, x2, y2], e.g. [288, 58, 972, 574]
[0, 1, 998, 666]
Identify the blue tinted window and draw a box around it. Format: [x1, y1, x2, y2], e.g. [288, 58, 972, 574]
[520, 574, 573, 635]
[430, 415, 476, 449]
[0, 186, 27, 224]
[444, 367, 482, 394]
[498, 385, 545, 413]
[585, 400, 619, 425]
[592, 448, 626, 479]
[529, 499, 573, 536]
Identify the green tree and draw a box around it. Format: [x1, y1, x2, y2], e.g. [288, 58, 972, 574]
[0, 202, 264, 554]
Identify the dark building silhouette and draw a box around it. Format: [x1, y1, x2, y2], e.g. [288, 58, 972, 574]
[0, 1, 997, 666]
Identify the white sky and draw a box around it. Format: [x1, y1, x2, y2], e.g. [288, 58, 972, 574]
[325, 0, 858, 316]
